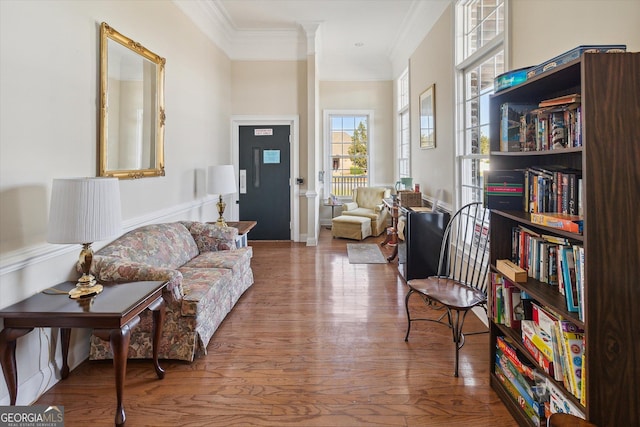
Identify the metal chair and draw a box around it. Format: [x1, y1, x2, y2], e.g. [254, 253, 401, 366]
[404, 202, 490, 376]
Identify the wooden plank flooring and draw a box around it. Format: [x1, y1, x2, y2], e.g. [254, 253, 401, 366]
[35, 228, 516, 426]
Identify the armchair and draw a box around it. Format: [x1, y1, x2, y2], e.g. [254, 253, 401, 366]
[341, 187, 391, 236]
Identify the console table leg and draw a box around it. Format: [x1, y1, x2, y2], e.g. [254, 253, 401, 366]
[0, 328, 33, 405]
[60, 328, 71, 379]
[149, 297, 166, 379]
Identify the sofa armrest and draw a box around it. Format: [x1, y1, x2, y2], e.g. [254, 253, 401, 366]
[184, 222, 238, 253]
[374, 203, 385, 213]
[92, 256, 184, 300]
[342, 202, 358, 212]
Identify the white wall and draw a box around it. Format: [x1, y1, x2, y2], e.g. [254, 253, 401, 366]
[0, 0, 231, 405]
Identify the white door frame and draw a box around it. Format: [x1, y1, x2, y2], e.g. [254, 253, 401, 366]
[231, 115, 300, 242]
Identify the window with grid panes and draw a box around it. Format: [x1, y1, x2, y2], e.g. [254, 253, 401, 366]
[397, 69, 410, 178]
[325, 113, 371, 197]
[455, 0, 505, 206]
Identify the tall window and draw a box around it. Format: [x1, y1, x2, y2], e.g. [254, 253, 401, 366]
[397, 68, 410, 178]
[325, 112, 372, 197]
[455, 0, 506, 206]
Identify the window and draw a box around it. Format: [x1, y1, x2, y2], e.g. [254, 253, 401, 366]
[397, 68, 410, 178]
[455, 0, 506, 206]
[324, 111, 372, 197]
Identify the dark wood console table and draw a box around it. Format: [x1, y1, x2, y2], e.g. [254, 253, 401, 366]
[0, 280, 167, 427]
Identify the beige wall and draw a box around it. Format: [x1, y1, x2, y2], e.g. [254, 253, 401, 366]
[0, 0, 231, 405]
[510, 0, 640, 69]
[409, 4, 455, 207]
[319, 80, 395, 188]
[230, 60, 309, 235]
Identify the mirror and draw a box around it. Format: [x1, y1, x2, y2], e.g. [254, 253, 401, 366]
[99, 22, 165, 179]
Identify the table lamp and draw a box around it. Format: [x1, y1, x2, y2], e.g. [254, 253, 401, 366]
[47, 177, 122, 299]
[207, 165, 237, 227]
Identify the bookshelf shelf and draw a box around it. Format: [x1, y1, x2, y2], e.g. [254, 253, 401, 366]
[488, 52, 639, 427]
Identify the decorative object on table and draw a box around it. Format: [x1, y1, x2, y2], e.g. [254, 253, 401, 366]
[208, 164, 237, 227]
[397, 190, 422, 207]
[47, 177, 122, 299]
[419, 84, 436, 149]
[346, 243, 387, 264]
[395, 177, 413, 192]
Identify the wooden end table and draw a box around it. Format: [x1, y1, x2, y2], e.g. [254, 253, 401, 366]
[0, 280, 167, 427]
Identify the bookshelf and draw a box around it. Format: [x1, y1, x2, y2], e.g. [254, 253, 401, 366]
[488, 52, 639, 427]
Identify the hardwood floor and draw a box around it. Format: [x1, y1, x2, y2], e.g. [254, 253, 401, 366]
[35, 228, 516, 426]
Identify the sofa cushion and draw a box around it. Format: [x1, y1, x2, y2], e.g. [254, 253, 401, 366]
[181, 221, 238, 253]
[181, 247, 253, 277]
[97, 222, 199, 269]
[177, 267, 232, 317]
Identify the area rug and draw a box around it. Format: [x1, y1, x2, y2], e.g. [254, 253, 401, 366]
[347, 243, 387, 264]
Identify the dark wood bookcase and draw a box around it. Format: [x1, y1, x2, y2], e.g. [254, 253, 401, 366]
[488, 52, 639, 427]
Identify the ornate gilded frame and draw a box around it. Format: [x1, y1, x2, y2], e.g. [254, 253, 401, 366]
[99, 22, 166, 179]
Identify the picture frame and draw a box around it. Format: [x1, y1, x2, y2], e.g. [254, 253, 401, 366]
[419, 84, 436, 149]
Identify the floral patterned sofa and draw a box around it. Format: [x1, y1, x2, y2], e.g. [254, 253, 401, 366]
[88, 221, 253, 362]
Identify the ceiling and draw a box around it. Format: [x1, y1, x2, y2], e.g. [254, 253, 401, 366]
[174, 0, 450, 80]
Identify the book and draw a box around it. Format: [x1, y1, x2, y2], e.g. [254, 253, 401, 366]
[495, 365, 542, 425]
[539, 94, 581, 108]
[530, 212, 583, 233]
[495, 351, 545, 419]
[496, 335, 537, 381]
[559, 246, 579, 312]
[558, 320, 585, 398]
[500, 103, 538, 152]
[484, 170, 525, 211]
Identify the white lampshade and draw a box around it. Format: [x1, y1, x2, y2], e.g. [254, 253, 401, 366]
[207, 165, 237, 196]
[47, 177, 122, 244]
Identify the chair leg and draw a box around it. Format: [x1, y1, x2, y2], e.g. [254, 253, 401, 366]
[404, 288, 414, 342]
[448, 309, 470, 377]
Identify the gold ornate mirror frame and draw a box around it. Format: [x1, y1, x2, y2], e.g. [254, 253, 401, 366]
[99, 22, 166, 179]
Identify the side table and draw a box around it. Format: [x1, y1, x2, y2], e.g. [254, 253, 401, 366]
[225, 220, 257, 248]
[0, 280, 167, 427]
[323, 201, 343, 229]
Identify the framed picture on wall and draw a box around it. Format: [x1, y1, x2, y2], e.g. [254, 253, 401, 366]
[419, 84, 436, 149]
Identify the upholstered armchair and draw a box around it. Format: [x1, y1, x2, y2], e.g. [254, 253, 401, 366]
[341, 187, 391, 236]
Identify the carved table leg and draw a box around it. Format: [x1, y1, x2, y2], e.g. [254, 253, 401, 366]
[0, 328, 34, 405]
[60, 328, 71, 379]
[149, 297, 166, 379]
[94, 317, 139, 427]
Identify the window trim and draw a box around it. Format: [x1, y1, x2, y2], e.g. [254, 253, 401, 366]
[454, 0, 510, 209]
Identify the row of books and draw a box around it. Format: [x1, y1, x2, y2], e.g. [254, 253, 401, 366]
[491, 271, 586, 401]
[511, 225, 585, 319]
[495, 334, 586, 425]
[499, 94, 582, 153]
[484, 166, 584, 225]
[524, 166, 582, 216]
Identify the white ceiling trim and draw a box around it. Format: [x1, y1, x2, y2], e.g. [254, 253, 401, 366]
[173, 0, 451, 81]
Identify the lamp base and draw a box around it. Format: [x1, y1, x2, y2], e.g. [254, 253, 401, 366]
[69, 282, 103, 299]
[69, 268, 103, 299]
[216, 196, 228, 227]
